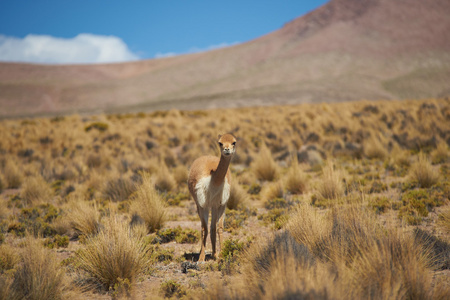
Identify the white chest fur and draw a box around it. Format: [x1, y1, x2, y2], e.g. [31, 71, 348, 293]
[195, 176, 230, 208]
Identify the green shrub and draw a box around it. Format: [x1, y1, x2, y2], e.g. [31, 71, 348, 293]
[398, 190, 431, 225]
[160, 280, 186, 299]
[264, 197, 299, 210]
[147, 246, 174, 264]
[154, 226, 199, 244]
[43, 235, 69, 249]
[84, 122, 108, 132]
[369, 196, 390, 214]
[368, 180, 388, 194]
[221, 239, 246, 260]
[225, 209, 251, 232]
[248, 183, 261, 195]
[9, 204, 60, 237]
[258, 208, 289, 230]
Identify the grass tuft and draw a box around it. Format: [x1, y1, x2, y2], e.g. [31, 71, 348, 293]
[284, 157, 308, 194]
[252, 144, 279, 181]
[316, 161, 344, 201]
[364, 136, 388, 160]
[3, 160, 23, 189]
[75, 216, 150, 292]
[9, 238, 66, 300]
[131, 172, 167, 233]
[227, 183, 249, 210]
[431, 141, 449, 164]
[67, 201, 101, 237]
[20, 176, 52, 205]
[154, 161, 176, 193]
[409, 152, 439, 188]
[102, 177, 136, 202]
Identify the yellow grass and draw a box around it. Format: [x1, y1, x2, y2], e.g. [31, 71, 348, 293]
[0, 98, 449, 298]
[75, 216, 150, 292]
[409, 152, 440, 188]
[252, 144, 279, 181]
[130, 172, 167, 233]
[8, 238, 67, 300]
[67, 201, 101, 237]
[20, 175, 52, 205]
[316, 161, 344, 201]
[283, 157, 308, 194]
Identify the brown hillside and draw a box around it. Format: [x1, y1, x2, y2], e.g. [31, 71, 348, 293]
[1, 0, 450, 117]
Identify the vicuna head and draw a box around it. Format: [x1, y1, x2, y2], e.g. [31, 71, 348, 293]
[218, 133, 236, 157]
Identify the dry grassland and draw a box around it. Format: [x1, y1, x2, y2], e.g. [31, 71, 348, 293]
[0, 98, 449, 299]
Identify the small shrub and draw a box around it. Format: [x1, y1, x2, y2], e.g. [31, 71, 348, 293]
[409, 153, 439, 188]
[398, 190, 430, 225]
[84, 122, 108, 132]
[264, 197, 296, 210]
[252, 144, 279, 181]
[160, 280, 186, 299]
[221, 238, 246, 260]
[10, 204, 59, 237]
[43, 235, 69, 249]
[75, 216, 150, 291]
[247, 183, 261, 195]
[258, 208, 289, 230]
[131, 172, 166, 233]
[369, 196, 390, 214]
[368, 180, 388, 194]
[111, 278, 132, 299]
[224, 209, 251, 232]
[164, 192, 189, 206]
[148, 246, 174, 264]
[153, 226, 199, 244]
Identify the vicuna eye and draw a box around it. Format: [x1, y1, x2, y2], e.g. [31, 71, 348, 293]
[218, 142, 223, 147]
[232, 142, 236, 146]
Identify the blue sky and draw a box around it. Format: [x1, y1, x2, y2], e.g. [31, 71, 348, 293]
[0, 0, 328, 64]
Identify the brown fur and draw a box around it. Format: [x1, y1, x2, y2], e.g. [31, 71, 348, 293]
[187, 133, 237, 261]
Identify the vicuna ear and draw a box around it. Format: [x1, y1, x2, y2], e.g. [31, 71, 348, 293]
[217, 134, 222, 140]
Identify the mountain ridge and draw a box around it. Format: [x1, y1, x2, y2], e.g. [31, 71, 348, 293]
[1, 0, 449, 117]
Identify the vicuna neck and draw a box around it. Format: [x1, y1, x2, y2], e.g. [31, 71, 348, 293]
[211, 154, 231, 185]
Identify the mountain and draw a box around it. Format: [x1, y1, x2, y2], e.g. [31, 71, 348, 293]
[1, 0, 450, 118]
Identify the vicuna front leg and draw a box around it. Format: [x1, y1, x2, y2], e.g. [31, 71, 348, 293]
[211, 205, 226, 259]
[198, 208, 209, 262]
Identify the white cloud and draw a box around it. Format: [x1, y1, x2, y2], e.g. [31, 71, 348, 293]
[154, 41, 239, 59]
[0, 33, 139, 64]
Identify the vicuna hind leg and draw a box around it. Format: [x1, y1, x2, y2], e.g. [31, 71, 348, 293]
[197, 207, 209, 262]
[211, 205, 226, 259]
